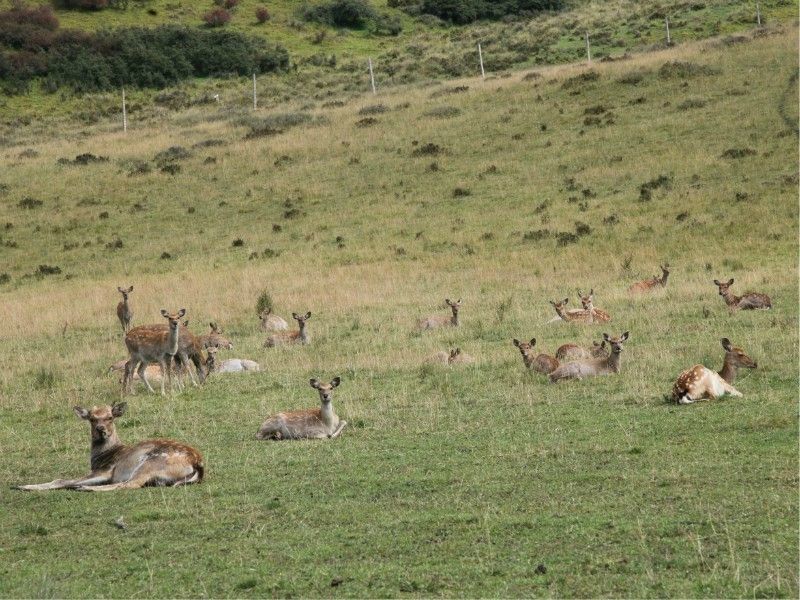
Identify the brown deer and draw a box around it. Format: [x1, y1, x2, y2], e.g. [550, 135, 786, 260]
[549, 332, 629, 383]
[448, 347, 475, 365]
[578, 289, 611, 323]
[263, 312, 312, 347]
[548, 298, 594, 324]
[672, 338, 757, 404]
[123, 308, 186, 395]
[15, 402, 203, 492]
[555, 340, 608, 362]
[629, 265, 670, 294]
[513, 338, 559, 374]
[256, 377, 346, 440]
[713, 278, 772, 310]
[418, 298, 461, 330]
[259, 308, 289, 332]
[198, 322, 233, 350]
[116, 286, 134, 333]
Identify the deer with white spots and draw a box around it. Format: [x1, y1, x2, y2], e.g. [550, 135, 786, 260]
[116, 286, 134, 333]
[256, 377, 346, 440]
[16, 402, 204, 492]
[418, 298, 461, 330]
[578, 289, 611, 323]
[549, 332, 629, 383]
[263, 312, 312, 347]
[512, 338, 559, 374]
[548, 298, 594, 324]
[629, 265, 670, 294]
[713, 278, 772, 310]
[672, 338, 757, 404]
[123, 308, 186, 395]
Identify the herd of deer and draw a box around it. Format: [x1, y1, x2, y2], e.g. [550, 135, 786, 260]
[16, 265, 772, 492]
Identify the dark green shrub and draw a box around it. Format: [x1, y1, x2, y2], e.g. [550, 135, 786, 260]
[300, 0, 377, 28]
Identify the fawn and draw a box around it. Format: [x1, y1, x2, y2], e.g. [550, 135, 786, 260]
[123, 309, 186, 395]
[548, 298, 594, 324]
[259, 308, 289, 332]
[555, 340, 608, 362]
[512, 338, 559, 374]
[205, 346, 261, 373]
[629, 265, 670, 294]
[578, 289, 611, 323]
[16, 402, 203, 492]
[256, 377, 346, 440]
[116, 286, 134, 333]
[263, 312, 312, 347]
[549, 332, 629, 382]
[713, 278, 772, 310]
[672, 338, 757, 404]
[418, 298, 461, 330]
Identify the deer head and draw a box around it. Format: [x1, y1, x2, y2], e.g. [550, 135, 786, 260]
[292, 312, 312, 325]
[117, 286, 133, 300]
[310, 377, 341, 404]
[161, 308, 186, 331]
[721, 338, 757, 369]
[602, 332, 629, 355]
[74, 402, 127, 444]
[713, 278, 735, 297]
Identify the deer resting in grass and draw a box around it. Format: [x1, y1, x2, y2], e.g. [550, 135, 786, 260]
[259, 308, 289, 332]
[116, 286, 134, 333]
[205, 346, 261, 373]
[418, 298, 461, 330]
[578, 289, 611, 323]
[549, 332, 629, 383]
[123, 308, 185, 395]
[198, 322, 233, 350]
[629, 265, 670, 294]
[672, 338, 757, 404]
[555, 340, 608, 362]
[256, 377, 346, 440]
[713, 278, 772, 310]
[264, 312, 311, 347]
[512, 338, 559, 374]
[548, 298, 594, 324]
[16, 402, 204, 492]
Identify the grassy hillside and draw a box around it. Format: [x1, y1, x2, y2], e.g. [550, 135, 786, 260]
[0, 21, 798, 598]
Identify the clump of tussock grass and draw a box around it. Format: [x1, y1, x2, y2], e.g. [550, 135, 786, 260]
[561, 70, 599, 89]
[57, 153, 108, 166]
[17, 196, 42, 209]
[411, 142, 444, 157]
[191, 139, 225, 149]
[677, 98, 707, 110]
[0, 273, 10, 284]
[358, 104, 389, 115]
[658, 61, 721, 79]
[154, 146, 192, 164]
[355, 117, 379, 127]
[422, 105, 461, 119]
[639, 174, 672, 201]
[17, 149, 38, 159]
[239, 112, 314, 139]
[721, 148, 757, 159]
[429, 85, 469, 98]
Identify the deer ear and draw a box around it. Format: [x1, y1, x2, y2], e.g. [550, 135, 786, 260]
[305, 312, 311, 319]
[73, 406, 90, 420]
[117, 287, 124, 293]
[603, 333, 610, 341]
[160, 309, 168, 317]
[177, 309, 186, 318]
[128, 286, 134, 292]
[530, 338, 536, 347]
[620, 331, 630, 341]
[445, 298, 451, 305]
[457, 298, 462, 304]
[292, 313, 299, 320]
[512, 338, 521, 347]
[309, 378, 320, 389]
[590, 288, 594, 295]
[721, 338, 732, 351]
[563, 298, 569, 304]
[727, 278, 734, 285]
[713, 279, 720, 285]
[330, 377, 341, 388]
[111, 402, 127, 417]
[549, 300, 556, 306]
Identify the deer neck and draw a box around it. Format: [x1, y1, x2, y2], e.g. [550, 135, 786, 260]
[718, 356, 738, 383]
[320, 401, 335, 426]
[450, 310, 459, 326]
[298, 321, 308, 343]
[167, 323, 180, 356]
[721, 289, 740, 306]
[606, 351, 622, 373]
[553, 305, 567, 319]
[659, 272, 669, 287]
[90, 435, 125, 472]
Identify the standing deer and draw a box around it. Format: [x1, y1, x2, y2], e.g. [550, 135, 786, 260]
[199, 322, 233, 349]
[418, 298, 461, 330]
[263, 312, 312, 347]
[555, 340, 608, 362]
[549, 332, 629, 382]
[116, 286, 134, 333]
[205, 346, 261, 373]
[548, 298, 594, 324]
[713, 278, 772, 310]
[15, 402, 204, 492]
[512, 338, 559, 374]
[578, 289, 611, 323]
[123, 308, 186, 395]
[672, 338, 757, 404]
[629, 265, 670, 294]
[259, 308, 289, 332]
[256, 377, 347, 440]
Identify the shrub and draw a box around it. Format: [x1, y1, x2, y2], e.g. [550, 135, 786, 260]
[255, 6, 270, 22]
[203, 8, 231, 27]
[224, 0, 239, 8]
[300, 0, 377, 28]
[417, 0, 562, 24]
[256, 290, 274, 314]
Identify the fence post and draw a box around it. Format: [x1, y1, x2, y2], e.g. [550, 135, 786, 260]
[585, 32, 591, 63]
[665, 17, 671, 44]
[368, 58, 376, 94]
[253, 73, 257, 110]
[122, 87, 127, 133]
[478, 43, 485, 80]
[756, 2, 762, 26]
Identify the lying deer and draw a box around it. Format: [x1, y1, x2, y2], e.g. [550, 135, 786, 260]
[259, 308, 289, 332]
[713, 278, 772, 310]
[548, 298, 594, 324]
[256, 377, 346, 440]
[549, 332, 629, 383]
[418, 298, 461, 330]
[123, 309, 186, 395]
[578, 289, 611, 323]
[264, 312, 311, 347]
[672, 338, 757, 404]
[116, 286, 134, 333]
[555, 340, 608, 362]
[16, 402, 204, 492]
[629, 265, 670, 294]
[198, 322, 233, 350]
[512, 338, 559, 374]
[205, 346, 261, 373]
[448, 347, 475, 365]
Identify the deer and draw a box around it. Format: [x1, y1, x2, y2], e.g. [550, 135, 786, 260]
[256, 377, 346, 440]
[672, 338, 757, 404]
[15, 402, 204, 492]
[122, 308, 186, 395]
[629, 265, 670, 294]
[549, 332, 629, 383]
[198, 322, 233, 350]
[548, 298, 594, 324]
[263, 312, 312, 347]
[555, 340, 608, 362]
[205, 346, 260, 373]
[448, 347, 475, 365]
[512, 338, 559, 373]
[418, 298, 461, 330]
[116, 286, 134, 333]
[578, 289, 611, 323]
[259, 308, 289, 332]
[713, 278, 772, 310]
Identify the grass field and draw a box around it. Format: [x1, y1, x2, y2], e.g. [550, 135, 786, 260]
[0, 17, 798, 598]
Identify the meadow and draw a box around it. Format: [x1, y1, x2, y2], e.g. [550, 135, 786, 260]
[0, 18, 798, 599]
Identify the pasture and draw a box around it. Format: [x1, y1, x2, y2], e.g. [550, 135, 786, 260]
[0, 23, 798, 598]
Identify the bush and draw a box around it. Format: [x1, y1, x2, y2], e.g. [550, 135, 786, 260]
[416, 0, 562, 23]
[255, 6, 270, 23]
[256, 290, 274, 315]
[300, 0, 377, 28]
[203, 8, 231, 26]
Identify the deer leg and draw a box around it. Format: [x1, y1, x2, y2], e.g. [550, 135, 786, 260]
[328, 421, 347, 439]
[139, 362, 156, 394]
[722, 382, 743, 397]
[16, 471, 112, 491]
[160, 358, 169, 396]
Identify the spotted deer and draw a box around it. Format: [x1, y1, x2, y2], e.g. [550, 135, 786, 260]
[672, 338, 757, 404]
[116, 286, 134, 333]
[418, 298, 461, 330]
[629, 265, 670, 294]
[512, 338, 559, 373]
[713, 278, 772, 310]
[199, 322, 233, 350]
[15, 402, 203, 492]
[549, 332, 629, 382]
[578, 289, 611, 323]
[256, 377, 346, 440]
[205, 346, 261, 373]
[555, 340, 608, 362]
[123, 308, 186, 395]
[259, 308, 289, 332]
[263, 312, 312, 347]
[548, 298, 594, 324]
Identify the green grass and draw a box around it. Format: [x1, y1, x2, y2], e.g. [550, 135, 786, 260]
[0, 23, 798, 598]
